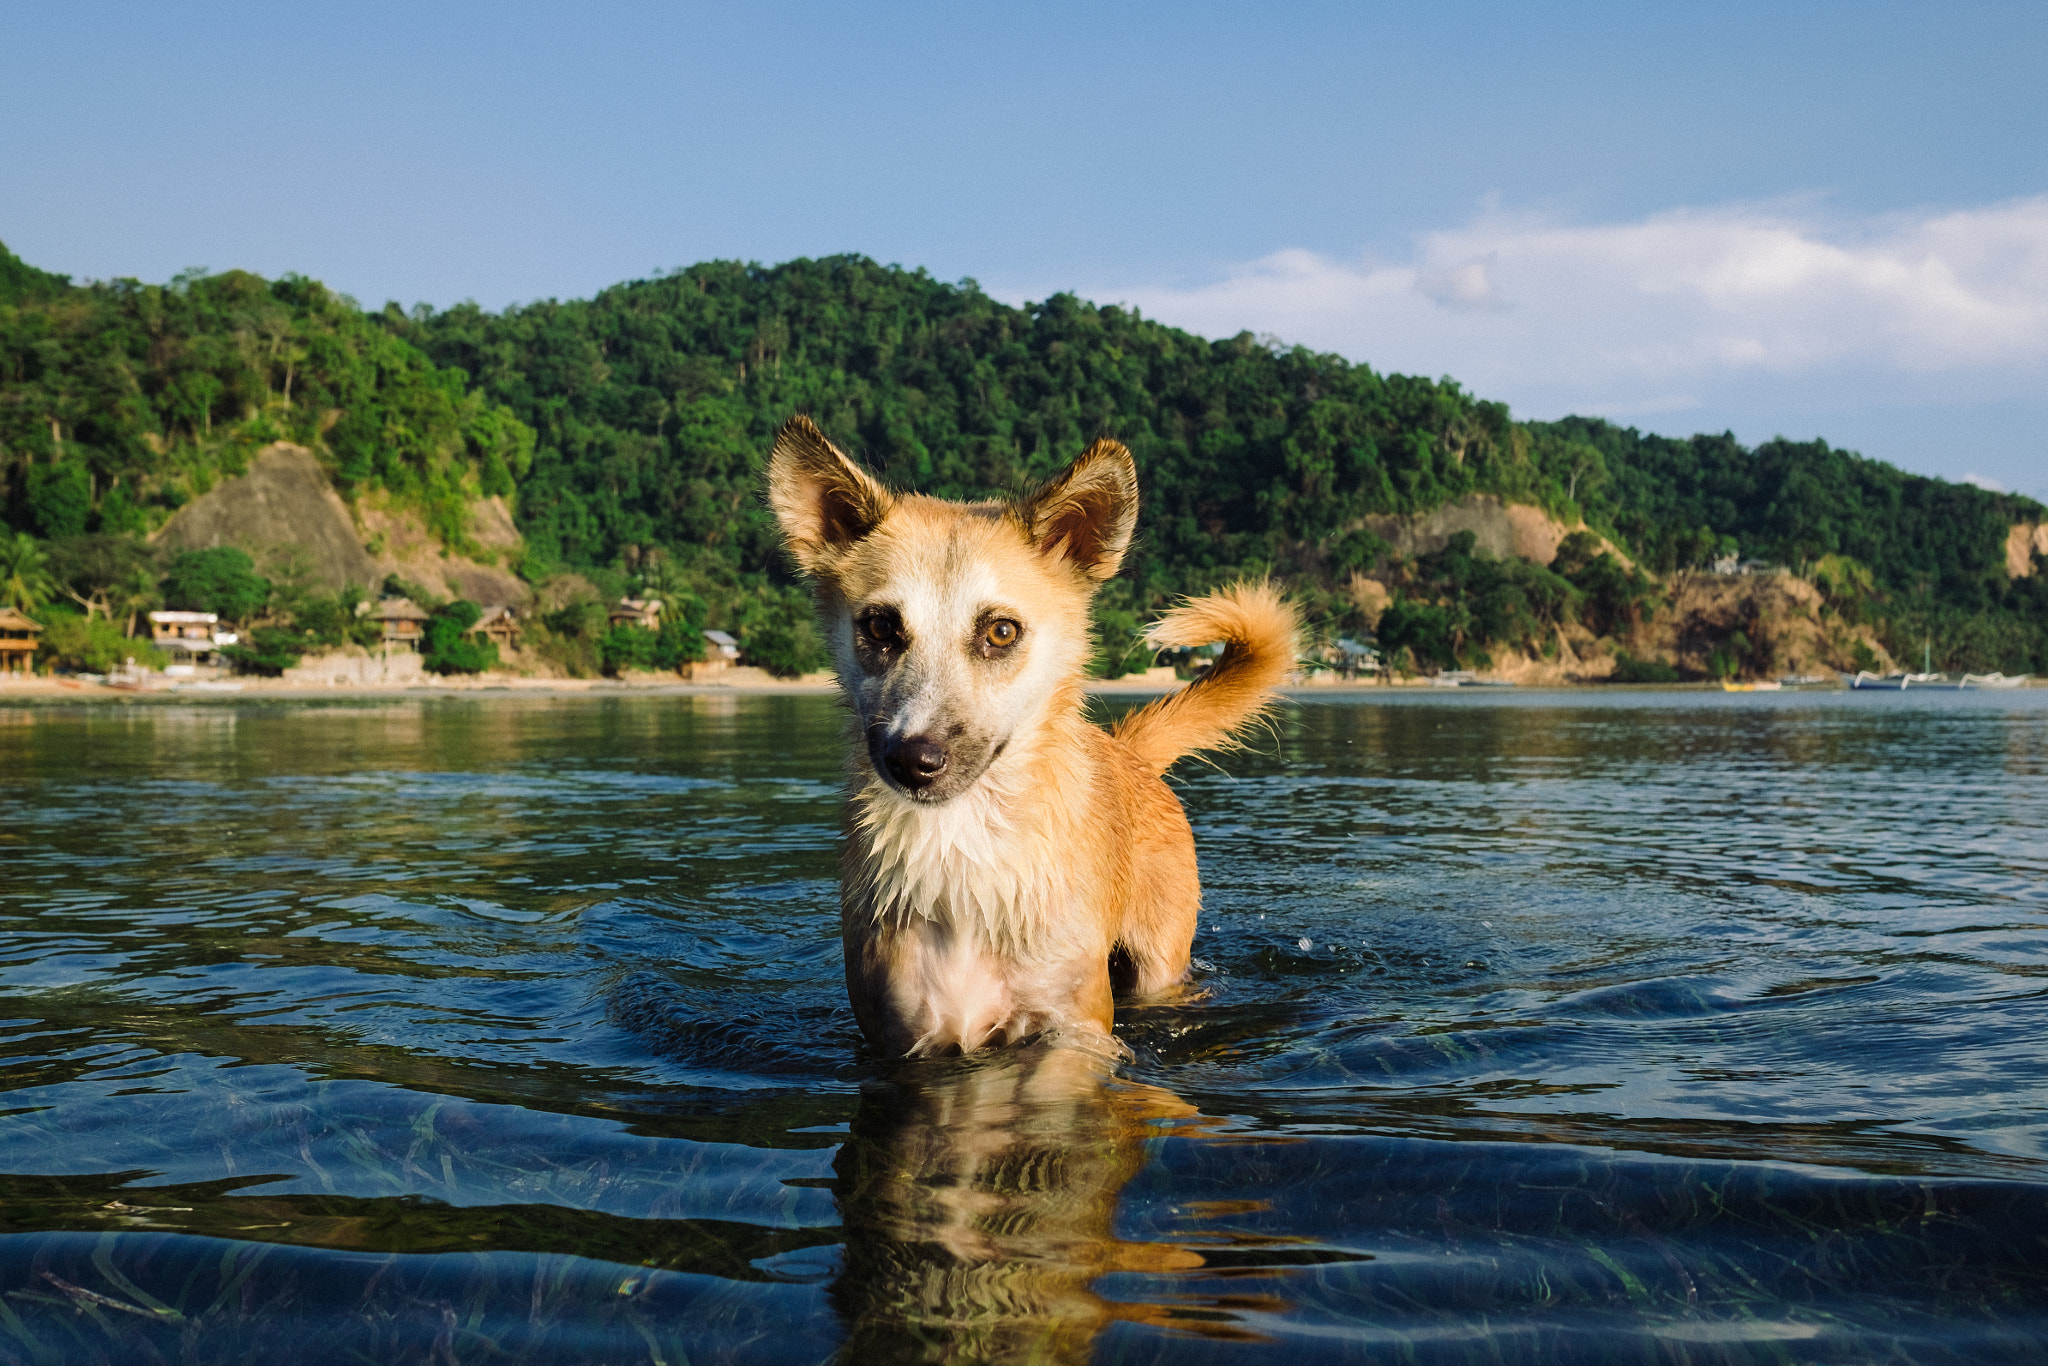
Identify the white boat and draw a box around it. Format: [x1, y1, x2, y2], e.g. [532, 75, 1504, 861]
[1960, 672, 2031, 689]
[1846, 671, 1946, 690]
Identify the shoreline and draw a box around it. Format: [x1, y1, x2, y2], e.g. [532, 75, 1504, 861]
[3, 672, 2009, 707]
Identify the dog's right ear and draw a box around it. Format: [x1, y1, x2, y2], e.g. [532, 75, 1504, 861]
[766, 415, 894, 574]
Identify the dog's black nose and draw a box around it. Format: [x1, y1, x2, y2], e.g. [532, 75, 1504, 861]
[883, 735, 949, 790]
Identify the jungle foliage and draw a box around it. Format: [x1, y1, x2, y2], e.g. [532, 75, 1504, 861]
[4, 240, 2045, 676]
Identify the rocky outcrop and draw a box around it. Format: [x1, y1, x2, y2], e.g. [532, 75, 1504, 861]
[1359, 494, 1627, 568]
[2007, 523, 2048, 578]
[151, 441, 529, 606]
[355, 493, 529, 607]
[154, 444, 380, 590]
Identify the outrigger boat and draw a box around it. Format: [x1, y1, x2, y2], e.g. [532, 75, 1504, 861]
[1847, 671, 1943, 689]
[1720, 680, 1782, 692]
[1846, 671, 2033, 690]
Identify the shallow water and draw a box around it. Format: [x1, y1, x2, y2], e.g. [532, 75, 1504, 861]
[1, 688, 2045, 1364]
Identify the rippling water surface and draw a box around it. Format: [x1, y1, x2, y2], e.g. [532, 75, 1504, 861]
[2, 689, 2045, 1364]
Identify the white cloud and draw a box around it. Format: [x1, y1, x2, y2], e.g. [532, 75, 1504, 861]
[1082, 197, 2048, 423]
[1961, 473, 2009, 492]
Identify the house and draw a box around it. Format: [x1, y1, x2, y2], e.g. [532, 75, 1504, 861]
[474, 605, 520, 651]
[148, 610, 239, 665]
[1332, 636, 1381, 678]
[690, 627, 741, 675]
[0, 607, 41, 675]
[364, 597, 431, 649]
[609, 597, 662, 631]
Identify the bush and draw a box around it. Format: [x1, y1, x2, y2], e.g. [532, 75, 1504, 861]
[163, 547, 270, 621]
[737, 597, 828, 678]
[590, 615, 703, 676]
[37, 609, 167, 673]
[421, 600, 498, 675]
[1377, 596, 1467, 671]
[291, 587, 383, 649]
[26, 464, 91, 539]
[221, 626, 307, 677]
[652, 618, 705, 671]
[1609, 651, 1682, 683]
[598, 624, 658, 675]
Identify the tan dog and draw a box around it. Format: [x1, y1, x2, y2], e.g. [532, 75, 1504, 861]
[767, 415, 1298, 1057]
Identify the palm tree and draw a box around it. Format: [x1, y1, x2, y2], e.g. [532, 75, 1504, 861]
[0, 532, 54, 615]
[110, 562, 162, 638]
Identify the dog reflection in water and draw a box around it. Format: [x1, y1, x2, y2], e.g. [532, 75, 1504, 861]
[831, 1046, 1277, 1362]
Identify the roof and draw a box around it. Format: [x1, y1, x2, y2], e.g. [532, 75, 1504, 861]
[149, 610, 219, 624]
[702, 629, 738, 647]
[0, 607, 43, 632]
[371, 597, 431, 622]
[475, 605, 517, 626]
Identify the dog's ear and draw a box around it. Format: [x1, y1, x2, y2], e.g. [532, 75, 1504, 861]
[766, 415, 894, 574]
[1015, 439, 1139, 582]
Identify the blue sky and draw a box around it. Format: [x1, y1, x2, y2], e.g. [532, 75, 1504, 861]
[5, 0, 2046, 497]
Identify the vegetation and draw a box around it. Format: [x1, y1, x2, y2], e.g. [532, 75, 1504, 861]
[421, 600, 499, 676]
[3, 239, 2044, 678]
[35, 607, 168, 673]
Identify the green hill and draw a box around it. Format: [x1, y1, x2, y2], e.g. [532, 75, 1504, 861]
[2, 241, 2043, 676]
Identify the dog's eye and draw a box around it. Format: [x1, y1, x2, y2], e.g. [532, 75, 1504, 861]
[859, 610, 905, 650]
[982, 619, 1021, 650]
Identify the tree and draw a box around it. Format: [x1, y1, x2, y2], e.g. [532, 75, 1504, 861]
[0, 532, 54, 613]
[162, 547, 270, 622]
[421, 600, 497, 675]
[220, 626, 306, 676]
[47, 535, 155, 622]
[25, 463, 92, 539]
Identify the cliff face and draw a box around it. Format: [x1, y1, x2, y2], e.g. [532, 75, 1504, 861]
[2008, 524, 2048, 578]
[1640, 572, 1887, 678]
[1359, 494, 1627, 567]
[152, 442, 529, 606]
[1348, 496, 1889, 681]
[154, 444, 380, 590]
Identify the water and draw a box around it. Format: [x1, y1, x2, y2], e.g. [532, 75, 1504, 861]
[1, 688, 2046, 1364]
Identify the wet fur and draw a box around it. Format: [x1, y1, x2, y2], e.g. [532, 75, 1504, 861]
[767, 415, 1298, 1057]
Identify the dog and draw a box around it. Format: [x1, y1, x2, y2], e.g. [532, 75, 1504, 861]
[767, 415, 1298, 1057]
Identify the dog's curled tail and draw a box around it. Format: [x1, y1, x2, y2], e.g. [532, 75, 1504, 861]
[1111, 582, 1300, 777]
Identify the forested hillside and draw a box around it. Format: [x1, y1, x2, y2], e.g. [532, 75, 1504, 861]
[3, 239, 2044, 677]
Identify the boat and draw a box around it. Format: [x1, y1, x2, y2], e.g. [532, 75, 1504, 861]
[1431, 670, 1517, 688]
[1960, 672, 2031, 689]
[1721, 680, 1782, 692]
[1777, 674, 1831, 687]
[1846, 671, 1946, 690]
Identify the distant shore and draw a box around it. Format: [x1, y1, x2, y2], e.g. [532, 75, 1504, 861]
[0, 670, 1963, 706]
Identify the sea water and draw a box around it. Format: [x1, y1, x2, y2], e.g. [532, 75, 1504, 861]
[0, 689, 2044, 1363]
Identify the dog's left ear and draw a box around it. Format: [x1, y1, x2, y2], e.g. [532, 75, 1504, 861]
[1015, 439, 1139, 582]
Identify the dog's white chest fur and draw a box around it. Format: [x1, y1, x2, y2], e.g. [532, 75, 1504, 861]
[851, 775, 1068, 951]
[849, 775, 1104, 1052]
